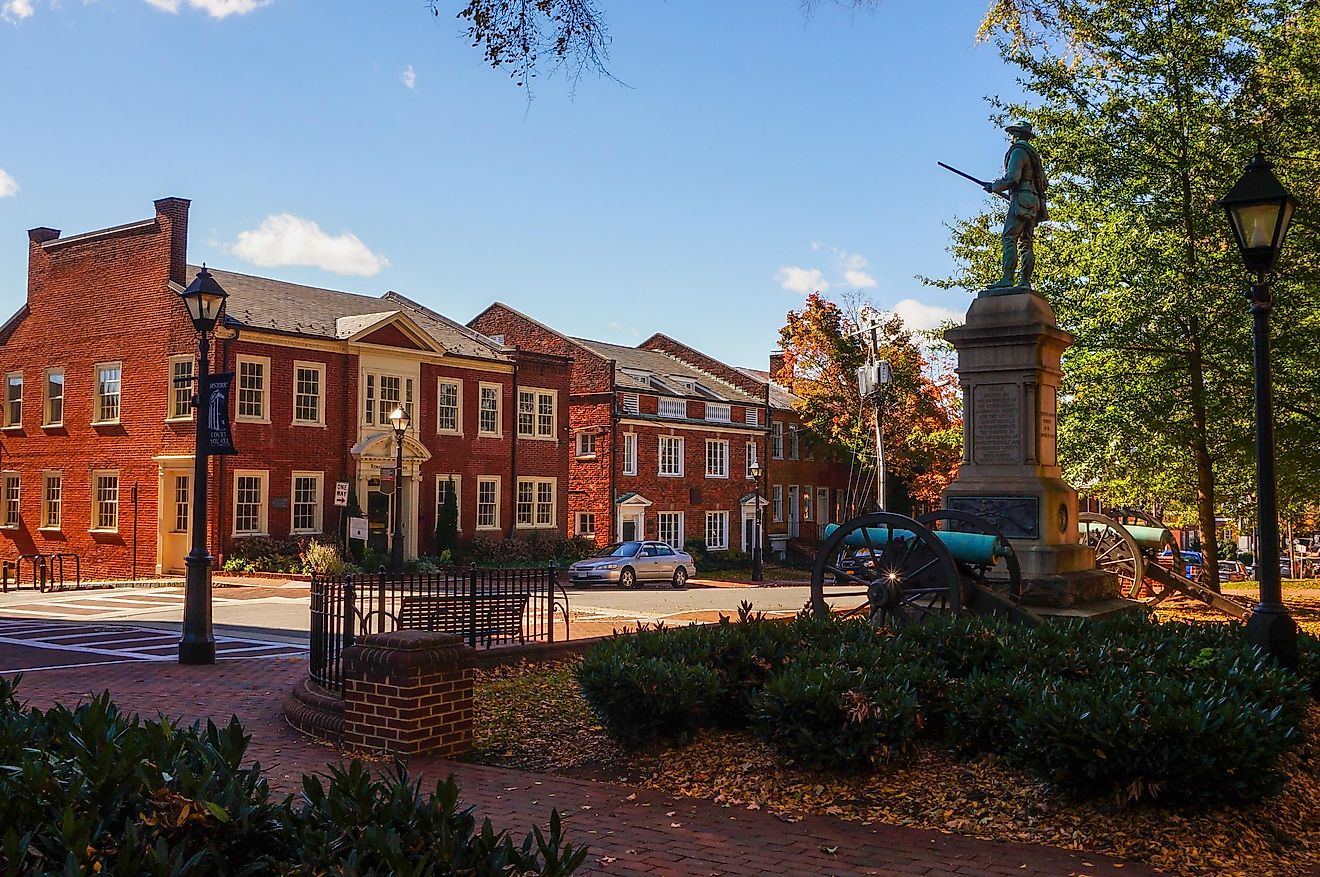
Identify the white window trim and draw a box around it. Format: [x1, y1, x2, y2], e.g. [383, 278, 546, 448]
[745, 408, 759, 426]
[515, 476, 558, 529]
[437, 378, 463, 436]
[40, 470, 61, 531]
[92, 362, 123, 426]
[746, 442, 758, 479]
[575, 511, 596, 537]
[231, 469, 269, 536]
[658, 435, 685, 477]
[622, 432, 638, 476]
[3, 371, 21, 430]
[475, 475, 502, 530]
[657, 510, 685, 549]
[705, 510, 729, 552]
[290, 470, 324, 534]
[44, 368, 65, 428]
[621, 393, 640, 415]
[234, 355, 271, 425]
[478, 382, 503, 438]
[705, 439, 729, 479]
[90, 469, 119, 533]
[803, 484, 814, 521]
[517, 386, 558, 440]
[165, 355, 195, 423]
[772, 422, 784, 459]
[436, 474, 462, 530]
[658, 397, 687, 419]
[705, 402, 731, 423]
[292, 361, 327, 427]
[575, 431, 597, 459]
[361, 370, 415, 429]
[773, 484, 783, 523]
[0, 471, 18, 528]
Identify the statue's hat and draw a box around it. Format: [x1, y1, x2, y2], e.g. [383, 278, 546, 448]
[1005, 120, 1037, 139]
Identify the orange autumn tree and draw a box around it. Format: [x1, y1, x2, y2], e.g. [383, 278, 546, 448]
[775, 293, 962, 509]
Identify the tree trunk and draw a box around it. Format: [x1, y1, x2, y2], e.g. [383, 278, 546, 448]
[1188, 343, 1221, 592]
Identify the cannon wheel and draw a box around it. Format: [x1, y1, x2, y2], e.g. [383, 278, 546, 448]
[1112, 507, 1182, 602]
[1079, 512, 1144, 599]
[810, 512, 962, 626]
[917, 509, 1023, 602]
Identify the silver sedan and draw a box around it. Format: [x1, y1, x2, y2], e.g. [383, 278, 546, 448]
[568, 541, 696, 589]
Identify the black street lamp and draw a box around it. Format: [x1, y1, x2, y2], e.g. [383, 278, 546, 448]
[177, 266, 228, 665]
[749, 460, 764, 583]
[1219, 151, 1299, 668]
[388, 405, 411, 574]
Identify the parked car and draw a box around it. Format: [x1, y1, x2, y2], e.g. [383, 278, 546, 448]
[1158, 549, 1202, 579]
[1217, 560, 1248, 582]
[568, 540, 694, 589]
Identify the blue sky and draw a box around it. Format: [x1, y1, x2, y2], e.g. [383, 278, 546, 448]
[0, 0, 1023, 369]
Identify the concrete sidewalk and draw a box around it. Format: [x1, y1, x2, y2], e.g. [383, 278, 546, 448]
[6, 656, 1158, 877]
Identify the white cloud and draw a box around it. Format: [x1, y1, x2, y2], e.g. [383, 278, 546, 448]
[2, 0, 35, 20]
[144, 0, 272, 18]
[893, 298, 963, 331]
[231, 214, 388, 276]
[401, 65, 416, 89]
[776, 266, 829, 295]
[0, 169, 17, 198]
[839, 252, 876, 289]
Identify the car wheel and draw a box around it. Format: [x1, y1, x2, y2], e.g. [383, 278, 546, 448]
[619, 567, 637, 589]
[672, 566, 688, 589]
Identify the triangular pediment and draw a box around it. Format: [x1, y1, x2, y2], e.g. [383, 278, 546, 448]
[336, 311, 444, 354]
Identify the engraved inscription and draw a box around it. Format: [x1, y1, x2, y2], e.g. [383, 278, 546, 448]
[1039, 385, 1058, 466]
[947, 496, 1040, 540]
[973, 383, 1020, 464]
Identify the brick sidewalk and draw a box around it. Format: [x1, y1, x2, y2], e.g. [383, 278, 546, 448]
[5, 657, 1158, 877]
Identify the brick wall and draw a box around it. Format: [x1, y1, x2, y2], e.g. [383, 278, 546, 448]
[766, 408, 852, 542]
[469, 304, 612, 394]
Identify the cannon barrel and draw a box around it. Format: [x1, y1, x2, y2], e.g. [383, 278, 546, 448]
[1078, 521, 1170, 550]
[822, 523, 1007, 566]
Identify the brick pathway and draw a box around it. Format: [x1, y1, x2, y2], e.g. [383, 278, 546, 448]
[5, 657, 1159, 877]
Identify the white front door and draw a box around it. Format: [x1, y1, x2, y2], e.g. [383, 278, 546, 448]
[741, 507, 756, 552]
[817, 487, 830, 527]
[161, 471, 190, 574]
[620, 510, 644, 542]
[787, 486, 800, 538]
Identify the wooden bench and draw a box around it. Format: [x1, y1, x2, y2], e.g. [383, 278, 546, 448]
[395, 594, 529, 647]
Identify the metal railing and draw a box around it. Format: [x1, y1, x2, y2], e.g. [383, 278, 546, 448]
[309, 563, 571, 692]
[1, 552, 83, 593]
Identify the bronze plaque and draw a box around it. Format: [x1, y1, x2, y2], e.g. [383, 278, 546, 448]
[973, 384, 1020, 464]
[947, 495, 1040, 539]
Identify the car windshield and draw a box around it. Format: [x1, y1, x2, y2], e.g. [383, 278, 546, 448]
[593, 542, 642, 558]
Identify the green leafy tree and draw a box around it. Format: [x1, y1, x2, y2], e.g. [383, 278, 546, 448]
[435, 477, 460, 555]
[934, 0, 1320, 589]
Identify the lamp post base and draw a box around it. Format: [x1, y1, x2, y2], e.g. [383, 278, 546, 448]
[179, 551, 216, 665]
[178, 640, 217, 665]
[1246, 603, 1299, 670]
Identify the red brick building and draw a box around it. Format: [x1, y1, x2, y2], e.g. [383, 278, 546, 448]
[0, 198, 569, 579]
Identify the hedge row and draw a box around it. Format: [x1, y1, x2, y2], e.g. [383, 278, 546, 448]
[577, 608, 1317, 805]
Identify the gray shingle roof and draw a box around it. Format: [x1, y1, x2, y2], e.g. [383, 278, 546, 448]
[572, 337, 761, 405]
[196, 266, 507, 361]
[736, 366, 798, 410]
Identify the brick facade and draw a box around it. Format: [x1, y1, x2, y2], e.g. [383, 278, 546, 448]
[0, 199, 570, 580]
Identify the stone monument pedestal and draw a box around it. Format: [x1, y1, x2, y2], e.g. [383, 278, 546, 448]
[943, 292, 1133, 617]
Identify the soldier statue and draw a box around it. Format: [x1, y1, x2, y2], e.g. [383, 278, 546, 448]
[983, 121, 1048, 290]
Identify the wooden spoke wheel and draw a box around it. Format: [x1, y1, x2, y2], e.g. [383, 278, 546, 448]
[918, 509, 1023, 602]
[811, 512, 962, 627]
[1111, 507, 1182, 602]
[1079, 512, 1144, 599]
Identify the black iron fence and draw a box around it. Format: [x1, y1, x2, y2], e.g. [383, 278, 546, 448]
[309, 564, 570, 692]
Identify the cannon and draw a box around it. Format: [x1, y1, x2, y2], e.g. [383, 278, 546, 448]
[810, 509, 1041, 627]
[1077, 508, 1250, 621]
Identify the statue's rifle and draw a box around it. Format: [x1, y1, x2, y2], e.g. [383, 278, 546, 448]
[937, 161, 1011, 201]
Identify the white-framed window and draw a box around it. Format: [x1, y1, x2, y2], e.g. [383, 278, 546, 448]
[363, 371, 415, 427]
[235, 356, 270, 423]
[517, 388, 556, 438]
[168, 356, 194, 421]
[773, 484, 783, 523]
[746, 442, 758, 479]
[621, 393, 639, 415]
[575, 431, 596, 458]
[478, 383, 502, 436]
[516, 477, 556, 528]
[293, 362, 325, 426]
[575, 512, 595, 537]
[705, 403, 731, 423]
[772, 422, 784, 459]
[44, 369, 64, 427]
[803, 485, 813, 521]
[0, 472, 18, 527]
[658, 397, 686, 418]
[232, 470, 268, 535]
[705, 439, 728, 478]
[291, 471, 323, 534]
[745, 407, 759, 426]
[3, 372, 21, 428]
[705, 510, 729, 551]
[789, 425, 800, 460]
[437, 379, 462, 434]
[622, 433, 637, 475]
[94, 363, 122, 424]
[173, 475, 189, 533]
[476, 476, 500, 529]
[436, 475, 461, 529]
[41, 471, 61, 530]
[92, 470, 118, 532]
[658, 511, 684, 548]
[658, 435, 684, 477]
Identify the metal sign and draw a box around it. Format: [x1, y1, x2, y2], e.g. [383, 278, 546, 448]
[378, 466, 395, 496]
[334, 481, 350, 507]
[205, 372, 237, 455]
[348, 517, 368, 541]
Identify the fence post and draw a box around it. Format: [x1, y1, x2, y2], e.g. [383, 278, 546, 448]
[343, 575, 356, 650]
[468, 562, 479, 649]
[547, 561, 557, 643]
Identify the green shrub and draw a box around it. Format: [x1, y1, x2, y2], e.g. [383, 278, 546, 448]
[1298, 630, 1320, 698]
[223, 536, 305, 573]
[683, 538, 751, 572]
[577, 636, 720, 748]
[300, 539, 344, 576]
[0, 678, 586, 875]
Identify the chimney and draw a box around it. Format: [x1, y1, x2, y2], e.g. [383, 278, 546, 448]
[769, 351, 785, 380]
[153, 197, 192, 286]
[27, 228, 60, 244]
